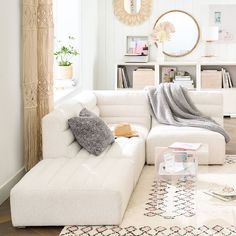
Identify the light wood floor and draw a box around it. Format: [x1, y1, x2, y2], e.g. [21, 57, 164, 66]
[0, 118, 235, 236]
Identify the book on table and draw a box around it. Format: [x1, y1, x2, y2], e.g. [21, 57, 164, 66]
[204, 190, 236, 202]
[168, 142, 202, 151]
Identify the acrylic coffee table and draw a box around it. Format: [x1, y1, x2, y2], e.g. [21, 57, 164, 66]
[155, 144, 208, 182]
[153, 144, 208, 219]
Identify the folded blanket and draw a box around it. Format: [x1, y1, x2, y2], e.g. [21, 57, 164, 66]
[147, 83, 230, 143]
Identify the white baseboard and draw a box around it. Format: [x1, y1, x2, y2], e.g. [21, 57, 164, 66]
[0, 167, 25, 206]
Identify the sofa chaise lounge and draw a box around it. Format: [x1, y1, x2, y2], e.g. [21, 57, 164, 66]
[11, 90, 225, 226]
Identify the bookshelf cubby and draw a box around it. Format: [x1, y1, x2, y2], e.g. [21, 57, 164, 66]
[201, 64, 236, 88]
[200, 62, 236, 116]
[115, 62, 157, 89]
[159, 63, 197, 89]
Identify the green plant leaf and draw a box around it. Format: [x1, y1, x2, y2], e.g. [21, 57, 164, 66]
[54, 36, 79, 66]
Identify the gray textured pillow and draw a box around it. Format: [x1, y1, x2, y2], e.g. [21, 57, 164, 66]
[68, 108, 114, 156]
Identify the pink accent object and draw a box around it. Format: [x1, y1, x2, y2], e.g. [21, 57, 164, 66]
[150, 21, 175, 44]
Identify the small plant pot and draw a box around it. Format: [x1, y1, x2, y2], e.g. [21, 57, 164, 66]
[56, 65, 73, 79]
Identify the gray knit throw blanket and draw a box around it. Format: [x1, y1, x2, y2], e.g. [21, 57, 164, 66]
[147, 83, 230, 143]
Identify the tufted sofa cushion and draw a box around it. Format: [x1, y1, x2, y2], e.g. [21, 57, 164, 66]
[11, 131, 146, 226]
[94, 90, 151, 130]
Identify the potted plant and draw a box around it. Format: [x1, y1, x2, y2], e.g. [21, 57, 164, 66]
[54, 36, 79, 79]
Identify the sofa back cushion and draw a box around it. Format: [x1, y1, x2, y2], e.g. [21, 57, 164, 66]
[151, 90, 224, 127]
[94, 90, 151, 130]
[42, 91, 99, 159]
[188, 90, 224, 127]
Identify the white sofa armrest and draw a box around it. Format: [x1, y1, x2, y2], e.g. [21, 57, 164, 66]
[42, 91, 98, 159]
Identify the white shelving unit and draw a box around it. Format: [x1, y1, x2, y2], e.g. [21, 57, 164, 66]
[115, 61, 236, 116]
[115, 62, 158, 90]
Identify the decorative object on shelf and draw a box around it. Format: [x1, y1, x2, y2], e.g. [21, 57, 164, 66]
[150, 21, 175, 62]
[163, 74, 171, 83]
[153, 10, 200, 57]
[54, 36, 79, 80]
[169, 69, 176, 81]
[161, 67, 176, 82]
[156, 42, 164, 62]
[202, 26, 219, 58]
[124, 36, 149, 63]
[113, 0, 152, 26]
[133, 67, 155, 89]
[201, 69, 222, 89]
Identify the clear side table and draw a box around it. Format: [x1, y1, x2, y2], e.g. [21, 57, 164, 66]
[155, 144, 208, 181]
[155, 147, 197, 181]
[153, 144, 208, 219]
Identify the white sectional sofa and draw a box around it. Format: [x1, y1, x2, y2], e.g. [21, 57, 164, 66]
[147, 91, 225, 165]
[11, 90, 225, 227]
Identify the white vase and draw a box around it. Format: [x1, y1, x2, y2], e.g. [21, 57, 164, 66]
[156, 43, 165, 62]
[56, 65, 73, 79]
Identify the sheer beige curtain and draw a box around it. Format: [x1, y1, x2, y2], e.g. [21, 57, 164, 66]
[22, 0, 54, 170]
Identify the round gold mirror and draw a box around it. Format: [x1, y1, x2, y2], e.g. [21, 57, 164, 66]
[154, 10, 200, 57]
[113, 0, 152, 26]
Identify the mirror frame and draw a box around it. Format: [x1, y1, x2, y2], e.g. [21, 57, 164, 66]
[113, 0, 152, 26]
[154, 10, 200, 57]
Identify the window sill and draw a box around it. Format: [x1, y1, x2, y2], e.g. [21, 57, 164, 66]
[54, 79, 80, 105]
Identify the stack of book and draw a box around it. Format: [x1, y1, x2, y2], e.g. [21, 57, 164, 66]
[173, 75, 194, 89]
[222, 68, 234, 88]
[204, 187, 236, 202]
[117, 66, 131, 88]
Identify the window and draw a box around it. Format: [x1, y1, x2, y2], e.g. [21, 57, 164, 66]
[53, 0, 81, 102]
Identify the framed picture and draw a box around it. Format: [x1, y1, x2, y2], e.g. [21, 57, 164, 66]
[126, 36, 149, 55]
[209, 5, 236, 42]
[214, 11, 221, 24]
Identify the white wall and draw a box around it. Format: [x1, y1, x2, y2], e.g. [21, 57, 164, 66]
[80, 0, 99, 89]
[95, 0, 236, 89]
[0, 0, 24, 204]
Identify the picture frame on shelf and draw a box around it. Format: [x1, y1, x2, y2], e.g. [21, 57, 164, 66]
[124, 36, 149, 63]
[126, 36, 149, 55]
[161, 67, 177, 82]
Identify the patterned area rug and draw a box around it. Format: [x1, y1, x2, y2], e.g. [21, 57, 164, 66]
[60, 156, 236, 236]
[144, 177, 196, 219]
[61, 225, 236, 236]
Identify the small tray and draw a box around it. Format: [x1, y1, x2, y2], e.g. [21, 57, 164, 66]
[213, 190, 236, 197]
